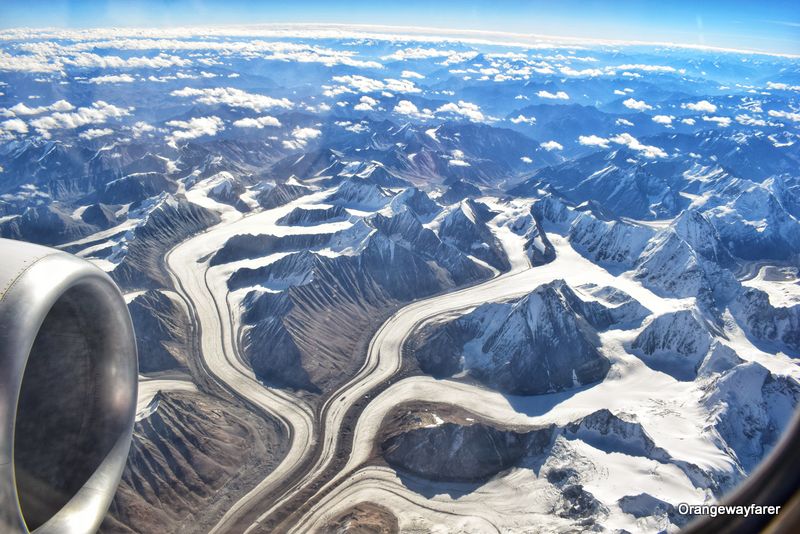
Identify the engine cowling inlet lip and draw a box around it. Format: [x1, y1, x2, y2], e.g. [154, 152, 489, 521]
[0, 239, 137, 534]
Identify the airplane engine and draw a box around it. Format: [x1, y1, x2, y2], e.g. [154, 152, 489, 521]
[0, 239, 137, 533]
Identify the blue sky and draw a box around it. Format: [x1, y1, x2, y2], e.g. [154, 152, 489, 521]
[1, 0, 798, 55]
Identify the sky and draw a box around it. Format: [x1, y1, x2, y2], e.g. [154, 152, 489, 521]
[1, 0, 798, 55]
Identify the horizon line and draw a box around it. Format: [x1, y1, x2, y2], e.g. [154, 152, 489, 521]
[2, 22, 798, 59]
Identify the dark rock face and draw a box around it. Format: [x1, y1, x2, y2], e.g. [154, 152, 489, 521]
[255, 182, 312, 209]
[237, 254, 390, 392]
[673, 209, 734, 266]
[531, 195, 579, 227]
[520, 219, 554, 267]
[210, 232, 331, 266]
[228, 250, 318, 291]
[111, 195, 220, 290]
[380, 410, 553, 482]
[350, 162, 411, 188]
[378, 405, 684, 501]
[269, 147, 344, 181]
[390, 187, 440, 219]
[633, 229, 739, 307]
[563, 409, 670, 461]
[101, 392, 287, 534]
[383, 423, 533, 482]
[510, 150, 686, 220]
[412, 280, 615, 395]
[618, 494, 689, 528]
[703, 181, 800, 261]
[555, 485, 607, 522]
[100, 172, 178, 204]
[732, 287, 800, 355]
[127, 290, 188, 373]
[575, 284, 651, 328]
[0, 204, 97, 245]
[80, 203, 119, 229]
[323, 503, 399, 534]
[631, 310, 712, 380]
[276, 205, 349, 226]
[440, 179, 481, 204]
[240, 290, 317, 392]
[703, 361, 800, 472]
[570, 212, 653, 268]
[230, 209, 494, 393]
[364, 209, 492, 292]
[437, 199, 510, 271]
[325, 177, 391, 210]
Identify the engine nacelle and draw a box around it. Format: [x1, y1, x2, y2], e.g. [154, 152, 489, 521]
[0, 238, 137, 533]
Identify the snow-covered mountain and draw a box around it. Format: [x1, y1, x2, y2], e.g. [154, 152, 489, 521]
[409, 280, 650, 394]
[1, 25, 798, 534]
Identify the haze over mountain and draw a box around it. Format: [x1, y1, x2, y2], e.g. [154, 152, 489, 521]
[1, 23, 799, 533]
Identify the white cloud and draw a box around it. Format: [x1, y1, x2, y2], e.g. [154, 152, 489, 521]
[353, 95, 378, 111]
[615, 64, 678, 73]
[392, 100, 434, 120]
[335, 120, 368, 133]
[332, 75, 383, 93]
[736, 114, 767, 126]
[577, 133, 665, 157]
[66, 52, 189, 69]
[394, 100, 419, 115]
[29, 101, 132, 135]
[448, 158, 470, 167]
[331, 75, 420, 95]
[147, 74, 176, 83]
[435, 100, 484, 121]
[520, 156, 533, 164]
[609, 133, 667, 158]
[171, 87, 292, 112]
[766, 81, 800, 92]
[616, 118, 634, 127]
[510, 114, 536, 125]
[681, 118, 696, 125]
[537, 90, 569, 100]
[166, 116, 224, 144]
[88, 73, 135, 84]
[702, 115, 732, 127]
[232, 115, 282, 128]
[292, 127, 321, 141]
[282, 126, 322, 149]
[4, 99, 74, 116]
[131, 121, 155, 137]
[652, 115, 674, 125]
[540, 140, 563, 151]
[0, 50, 61, 73]
[401, 70, 425, 79]
[622, 98, 652, 111]
[1, 118, 28, 134]
[768, 109, 800, 123]
[79, 127, 113, 140]
[559, 66, 604, 77]
[31, 37, 382, 69]
[578, 135, 610, 148]
[382, 47, 478, 65]
[682, 100, 717, 113]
